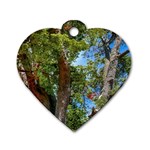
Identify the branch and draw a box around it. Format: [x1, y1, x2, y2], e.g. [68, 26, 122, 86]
[98, 32, 116, 49]
[18, 69, 32, 73]
[106, 32, 117, 45]
[118, 50, 130, 59]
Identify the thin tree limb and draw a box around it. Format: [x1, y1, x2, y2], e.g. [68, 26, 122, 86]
[119, 50, 130, 59]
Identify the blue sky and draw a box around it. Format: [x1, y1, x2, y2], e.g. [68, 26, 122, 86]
[72, 51, 87, 66]
[73, 40, 129, 66]
[110, 40, 129, 54]
[72, 38, 130, 115]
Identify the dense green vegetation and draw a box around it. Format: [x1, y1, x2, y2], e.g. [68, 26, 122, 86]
[17, 21, 131, 130]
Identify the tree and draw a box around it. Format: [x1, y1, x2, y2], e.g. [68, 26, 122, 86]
[17, 26, 131, 130]
[100, 36, 122, 101]
[79, 30, 131, 111]
[90, 32, 131, 110]
[17, 28, 88, 123]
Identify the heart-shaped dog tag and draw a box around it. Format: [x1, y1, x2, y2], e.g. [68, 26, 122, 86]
[17, 20, 131, 131]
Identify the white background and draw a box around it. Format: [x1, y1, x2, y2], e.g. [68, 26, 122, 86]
[0, 0, 150, 150]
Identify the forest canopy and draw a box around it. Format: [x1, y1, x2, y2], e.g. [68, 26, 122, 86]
[17, 21, 131, 131]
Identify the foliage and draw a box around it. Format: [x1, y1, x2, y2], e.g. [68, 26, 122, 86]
[66, 102, 88, 131]
[17, 24, 131, 130]
[18, 29, 88, 97]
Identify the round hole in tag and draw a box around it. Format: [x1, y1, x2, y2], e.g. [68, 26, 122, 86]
[69, 27, 79, 37]
[61, 20, 87, 40]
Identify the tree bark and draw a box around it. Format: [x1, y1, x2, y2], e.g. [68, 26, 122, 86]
[101, 36, 111, 82]
[55, 49, 71, 123]
[18, 54, 52, 110]
[26, 72, 51, 109]
[100, 36, 122, 101]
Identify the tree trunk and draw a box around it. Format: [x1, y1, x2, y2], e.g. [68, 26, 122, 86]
[103, 59, 110, 81]
[101, 36, 111, 82]
[27, 72, 51, 109]
[55, 50, 71, 123]
[18, 54, 51, 110]
[100, 36, 122, 101]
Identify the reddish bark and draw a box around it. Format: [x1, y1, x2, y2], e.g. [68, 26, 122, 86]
[55, 50, 71, 123]
[18, 54, 51, 110]
[26, 72, 50, 109]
